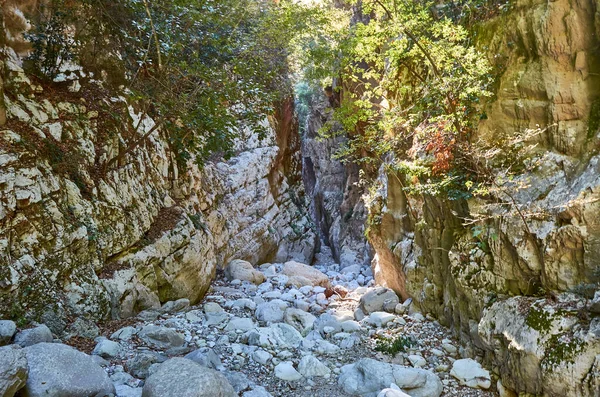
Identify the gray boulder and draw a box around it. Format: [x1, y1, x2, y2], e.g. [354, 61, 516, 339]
[14, 325, 53, 347]
[225, 260, 265, 285]
[92, 338, 122, 359]
[284, 308, 316, 336]
[138, 325, 184, 349]
[23, 343, 115, 397]
[184, 347, 224, 370]
[246, 323, 303, 349]
[338, 358, 442, 397]
[0, 320, 17, 345]
[359, 288, 399, 315]
[127, 352, 165, 379]
[160, 298, 190, 314]
[142, 358, 236, 397]
[0, 345, 28, 397]
[255, 302, 285, 323]
[242, 387, 273, 397]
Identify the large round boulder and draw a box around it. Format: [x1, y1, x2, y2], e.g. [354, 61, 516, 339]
[142, 357, 236, 397]
[225, 260, 265, 285]
[281, 261, 329, 288]
[23, 343, 115, 397]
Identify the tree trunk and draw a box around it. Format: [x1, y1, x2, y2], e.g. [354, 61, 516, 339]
[0, 4, 7, 126]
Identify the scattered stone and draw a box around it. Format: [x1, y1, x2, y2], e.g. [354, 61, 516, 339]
[359, 287, 399, 314]
[255, 302, 285, 323]
[0, 345, 27, 396]
[223, 370, 251, 393]
[442, 343, 457, 355]
[338, 358, 442, 397]
[112, 326, 138, 341]
[185, 347, 224, 370]
[23, 343, 115, 396]
[282, 261, 329, 287]
[14, 324, 53, 347]
[284, 308, 316, 335]
[252, 350, 273, 365]
[0, 321, 17, 345]
[92, 338, 121, 359]
[160, 298, 190, 313]
[225, 317, 256, 332]
[377, 383, 411, 397]
[365, 312, 396, 327]
[225, 260, 266, 285]
[127, 352, 161, 379]
[243, 386, 273, 397]
[274, 361, 302, 381]
[142, 358, 236, 397]
[298, 355, 331, 378]
[246, 323, 303, 349]
[408, 354, 426, 368]
[450, 358, 491, 389]
[139, 325, 185, 349]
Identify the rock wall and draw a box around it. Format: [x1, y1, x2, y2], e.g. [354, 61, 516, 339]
[0, 51, 316, 332]
[301, 94, 370, 268]
[364, 0, 600, 395]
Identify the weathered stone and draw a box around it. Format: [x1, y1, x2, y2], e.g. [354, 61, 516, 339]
[225, 260, 265, 285]
[23, 343, 115, 397]
[284, 308, 316, 336]
[359, 288, 399, 315]
[184, 348, 224, 370]
[225, 317, 256, 332]
[138, 325, 185, 349]
[274, 361, 302, 381]
[377, 384, 411, 397]
[255, 302, 285, 323]
[222, 371, 251, 393]
[92, 338, 122, 359]
[298, 355, 330, 377]
[14, 325, 53, 348]
[450, 359, 491, 389]
[142, 358, 236, 397]
[0, 345, 27, 397]
[127, 352, 162, 379]
[0, 320, 16, 345]
[111, 326, 137, 341]
[365, 312, 396, 327]
[282, 261, 329, 287]
[242, 386, 273, 397]
[246, 323, 303, 349]
[338, 358, 442, 397]
[160, 299, 190, 313]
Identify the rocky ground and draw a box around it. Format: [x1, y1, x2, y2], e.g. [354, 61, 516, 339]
[0, 247, 498, 397]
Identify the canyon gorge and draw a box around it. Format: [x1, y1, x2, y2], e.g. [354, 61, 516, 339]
[1, 0, 600, 396]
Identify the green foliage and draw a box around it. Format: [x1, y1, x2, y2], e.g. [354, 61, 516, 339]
[299, 0, 494, 196]
[375, 335, 417, 356]
[24, 0, 328, 167]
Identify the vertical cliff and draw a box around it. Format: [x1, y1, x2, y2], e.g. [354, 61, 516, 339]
[0, 48, 316, 331]
[363, 0, 600, 395]
[301, 93, 371, 269]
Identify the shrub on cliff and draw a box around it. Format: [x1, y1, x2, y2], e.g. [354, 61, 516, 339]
[23, 0, 326, 167]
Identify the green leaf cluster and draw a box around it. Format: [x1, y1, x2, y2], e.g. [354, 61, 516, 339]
[24, 0, 328, 167]
[299, 0, 494, 195]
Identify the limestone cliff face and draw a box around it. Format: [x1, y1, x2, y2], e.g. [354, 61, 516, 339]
[301, 94, 370, 268]
[365, 0, 600, 395]
[0, 51, 316, 331]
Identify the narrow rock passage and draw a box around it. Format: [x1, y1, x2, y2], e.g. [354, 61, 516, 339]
[81, 246, 498, 397]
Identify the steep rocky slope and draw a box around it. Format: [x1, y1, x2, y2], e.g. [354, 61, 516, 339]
[301, 95, 371, 269]
[361, 0, 600, 395]
[0, 50, 316, 332]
